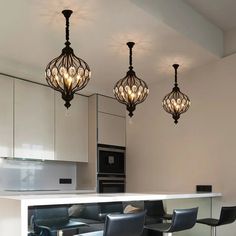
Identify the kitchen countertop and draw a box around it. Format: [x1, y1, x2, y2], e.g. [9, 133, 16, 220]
[0, 192, 222, 207]
[0, 191, 222, 236]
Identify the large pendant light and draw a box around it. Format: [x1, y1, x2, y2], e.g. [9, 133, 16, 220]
[45, 9, 91, 108]
[162, 64, 190, 124]
[113, 42, 149, 117]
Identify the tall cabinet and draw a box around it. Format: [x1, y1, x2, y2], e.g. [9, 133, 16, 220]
[0, 75, 13, 157]
[77, 94, 126, 190]
[14, 80, 54, 160]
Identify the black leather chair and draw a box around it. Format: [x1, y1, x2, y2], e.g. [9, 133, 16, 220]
[144, 200, 172, 224]
[197, 206, 236, 236]
[145, 207, 198, 236]
[75, 210, 146, 236]
[99, 202, 123, 220]
[32, 206, 87, 236]
[69, 202, 124, 234]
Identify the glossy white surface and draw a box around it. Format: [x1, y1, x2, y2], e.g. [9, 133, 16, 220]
[55, 93, 88, 162]
[97, 94, 126, 147]
[1, 192, 222, 206]
[14, 80, 54, 160]
[0, 158, 77, 191]
[98, 95, 126, 117]
[98, 112, 126, 146]
[0, 75, 13, 157]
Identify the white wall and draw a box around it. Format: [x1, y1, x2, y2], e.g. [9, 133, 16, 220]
[126, 53, 236, 235]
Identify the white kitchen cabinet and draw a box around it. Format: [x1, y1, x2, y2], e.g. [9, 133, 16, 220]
[0, 75, 13, 157]
[55, 93, 88, 162]
[77, 94, 126, 189]
[97, 94, 126, 147]
[14, 80, 54, 160]
[98, 112, 126, 147]
[98, 95, 126, 117]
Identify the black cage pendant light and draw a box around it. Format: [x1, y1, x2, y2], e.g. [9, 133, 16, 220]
[162, 64, 190, 124]
[113, 42, 149, 117]
[45, 10, 91, 108]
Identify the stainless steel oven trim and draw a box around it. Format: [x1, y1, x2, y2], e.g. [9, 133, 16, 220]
[97, 172, 125, 176]
[98, 147, 125, 153]
[98, 177, 125, 181]
[102, 182, 125, 185]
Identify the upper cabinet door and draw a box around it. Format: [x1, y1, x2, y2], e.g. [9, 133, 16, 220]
[55, 93, 88, 162]
[0, 75, 13, 157]
[98, 95, 126, 117]
[97, 95, 126, 147]
[98, 112, 126, 147]
[14, 80, 54, 160]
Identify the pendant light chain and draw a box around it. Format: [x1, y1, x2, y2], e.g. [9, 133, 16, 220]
[65, 14, 70, 45]
[66, 17, 70, 43]
[128, 42, 134, 70]
[62, 10, 72, 46]
[173, 64, 179, 87]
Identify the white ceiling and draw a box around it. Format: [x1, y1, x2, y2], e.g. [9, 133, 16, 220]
[184, 0, 236, 31]
[0, 0, 220, 96]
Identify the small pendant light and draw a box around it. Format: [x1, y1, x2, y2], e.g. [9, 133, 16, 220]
[113, 42, 149, 117]
[45, 10, 91, 108]
[162, 64, 190, 124]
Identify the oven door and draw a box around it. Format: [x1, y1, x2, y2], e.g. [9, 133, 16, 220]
[98, 146, 125, 175]
[98, 177, 125, 193]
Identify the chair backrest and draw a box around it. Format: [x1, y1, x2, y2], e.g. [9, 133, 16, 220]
[103, 210, 146, 236]
[218, 206, 236, 226]
[80, 203, 102, 220]
[144, 200, 165, 218]
[168, 207, 198, 232]
[100, 202, 123, 214]
[99, 202, 124, 222]
[33, 206, 69, 226]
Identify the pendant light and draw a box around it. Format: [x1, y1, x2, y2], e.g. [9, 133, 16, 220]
[45, 9, 91, 108]
[113, 42, 149, 117]
[162, 64, 190, 124]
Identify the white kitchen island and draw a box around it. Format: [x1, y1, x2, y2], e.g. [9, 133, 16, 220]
[0, 192, 222, 236]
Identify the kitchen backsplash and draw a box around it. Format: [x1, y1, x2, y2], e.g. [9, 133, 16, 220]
[0, 158, 76, 191]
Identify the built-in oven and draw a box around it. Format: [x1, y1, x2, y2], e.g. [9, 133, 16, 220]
[97, 144, 125, 175]
[97, 144, 126, 193]
[97, 176, 125, 193]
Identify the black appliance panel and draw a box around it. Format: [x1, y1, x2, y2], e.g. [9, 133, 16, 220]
[98, 177, 125, 193]
[98, 147, 125, 175]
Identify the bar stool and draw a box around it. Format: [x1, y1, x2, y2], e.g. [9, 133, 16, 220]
[32, 206, 87, 236]
[74, 210, 146, 236]
[98, 202, 123, 221]
[145, 207, 198, 236]
[144, 200, 172, 223]
[197, 206, 236, 236]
